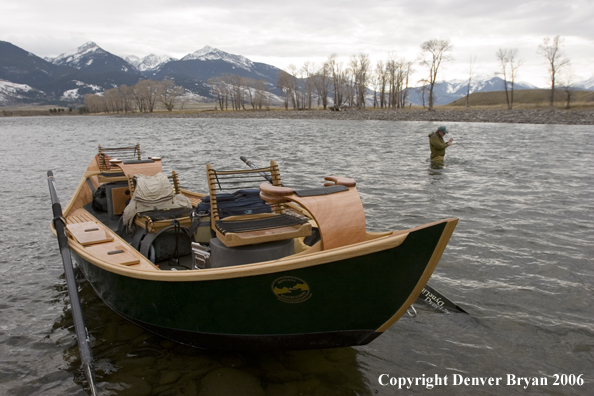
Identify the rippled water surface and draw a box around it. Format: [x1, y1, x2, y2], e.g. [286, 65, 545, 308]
[0, 116, 592, 395]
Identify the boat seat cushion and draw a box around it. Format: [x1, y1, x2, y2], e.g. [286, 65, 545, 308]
[294, 185, 349, 197]
[216, 213, 308, 234]
[197, 189, 272, 218]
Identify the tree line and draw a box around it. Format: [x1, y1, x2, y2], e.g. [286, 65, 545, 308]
[276, 34, 575, 112]
[275, 53, 414, 111]
[83, 79, 185, 113]
[207, 76, 272, 111]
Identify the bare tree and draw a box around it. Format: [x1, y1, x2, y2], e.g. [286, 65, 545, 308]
[277, 70, 292, 110]
[283, 65, 301, 109]
[312, 61, 332, 109]
[119, 84, 135, 113]
[208, 77, 228, 111]
[301, 61, 316, 109]
[349, 53, 370, 109]
[159, 80, 185, 111]
[419, 38, 453, 111]
[537, 35, 570, 109]
[560, 65, 577, 109]
[375, 60, 387, 108]
[385, 57, 397, 108]
[496, 48, 522, 110]
[288, 64, 307, 110]
[464, 56, 478, 110]
[103, 88, 122, 113]
[83, 93, 103, 113]
[253, 79, 269, 110]
[132, 80, 160, 112]
[416, 79, 429, 108]
[507, 49, 523, 110]
[496, 49, 512, 109]
[397, 59, 414, 108]
[327, 54, 348, 110]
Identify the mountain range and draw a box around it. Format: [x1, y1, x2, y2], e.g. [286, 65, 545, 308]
[1, 40, 592, 107]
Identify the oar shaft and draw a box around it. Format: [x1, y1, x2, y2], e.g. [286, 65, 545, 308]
[240, 156, 274, 184]
[47, 171, 97, 396]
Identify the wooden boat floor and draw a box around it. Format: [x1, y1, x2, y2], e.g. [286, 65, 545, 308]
[66, 208, 160, 272]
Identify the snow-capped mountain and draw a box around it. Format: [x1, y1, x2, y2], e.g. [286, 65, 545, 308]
[0, 79, 46, 105]
[147, 46, 282, 97]
[49, 41, 138, 75]
[51, 42, 101, 67]
[407, 77, 540, 105]
[125, 54, 177, 72]
[576, 75, 594, 90]
[181, 46, 254, 71]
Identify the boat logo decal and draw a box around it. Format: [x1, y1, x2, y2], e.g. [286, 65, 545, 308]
[272, 277, 312, 303]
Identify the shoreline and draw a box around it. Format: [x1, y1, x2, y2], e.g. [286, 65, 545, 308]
[2, 108, 593, 125]
[115, 108, 594, 125]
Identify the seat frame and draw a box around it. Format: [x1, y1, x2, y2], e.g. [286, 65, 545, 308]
[206, 161, 311, 247]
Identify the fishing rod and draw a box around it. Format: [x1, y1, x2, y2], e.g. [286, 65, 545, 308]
[47, 171, 98, 396]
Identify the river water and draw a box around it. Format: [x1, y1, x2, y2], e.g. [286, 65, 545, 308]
[0, 115, 592, 396]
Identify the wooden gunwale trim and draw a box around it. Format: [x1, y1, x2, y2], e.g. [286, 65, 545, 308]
[54, 216, 457, 283]
[375, 218, 459, 332]
[63, 169, 100, 217]
[79, 223, 409, 281]
[57, 219, 456, 284]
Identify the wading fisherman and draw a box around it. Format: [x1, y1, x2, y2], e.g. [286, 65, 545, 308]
[429, 126, 454, 165]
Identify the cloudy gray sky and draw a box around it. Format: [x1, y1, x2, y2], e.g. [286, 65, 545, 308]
[3, 0, 593, 87]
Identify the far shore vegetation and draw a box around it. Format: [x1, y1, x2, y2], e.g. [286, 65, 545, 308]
[2, 88, 594, 118]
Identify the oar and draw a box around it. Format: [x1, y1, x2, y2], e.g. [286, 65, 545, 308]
[47, 171, 98, 396]
[240, 156, 276, 184]
[418, 284, 469, 315]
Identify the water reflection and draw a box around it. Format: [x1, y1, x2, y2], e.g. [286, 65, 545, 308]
[57, 274, 372, 396]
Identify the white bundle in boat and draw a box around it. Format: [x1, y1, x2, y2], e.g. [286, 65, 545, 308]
[122, 173, 192, 231]
[133, 173, 175, 203]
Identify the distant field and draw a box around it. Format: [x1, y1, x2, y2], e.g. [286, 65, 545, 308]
[448, 89, 594, 109]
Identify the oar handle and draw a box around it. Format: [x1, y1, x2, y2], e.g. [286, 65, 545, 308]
[240, 156, 274, 184]
[47, 171, 98, 395]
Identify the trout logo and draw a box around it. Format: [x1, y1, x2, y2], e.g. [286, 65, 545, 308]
[272, 277, 312, 303]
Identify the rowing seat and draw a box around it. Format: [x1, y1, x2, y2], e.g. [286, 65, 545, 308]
[207, 161, 311, 247]
[259, 176, 367, 250]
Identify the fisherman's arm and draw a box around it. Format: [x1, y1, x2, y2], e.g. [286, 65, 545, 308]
[430, 136, 450, 149]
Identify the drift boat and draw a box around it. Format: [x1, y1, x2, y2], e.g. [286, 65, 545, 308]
[48, 144, 458, 351]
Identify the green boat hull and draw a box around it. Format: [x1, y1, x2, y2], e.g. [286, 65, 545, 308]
[72, 221, 448, 350]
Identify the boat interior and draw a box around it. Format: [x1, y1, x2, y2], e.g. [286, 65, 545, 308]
[63, 144, 393, 272]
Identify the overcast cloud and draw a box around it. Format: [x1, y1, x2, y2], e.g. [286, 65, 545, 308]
[2, 0, 593, 87]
